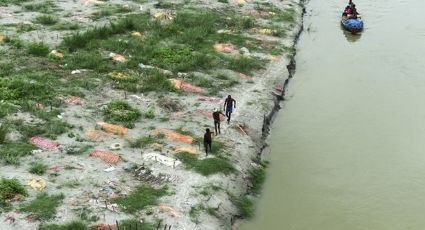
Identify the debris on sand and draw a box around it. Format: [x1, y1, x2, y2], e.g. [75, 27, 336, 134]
[158, 203, 182, 218]
[64, 96, 86, 105]
[213, 43, 238, 53]
[157, 97, 184, 112]
[169, 79, 204, 93]
[27, 176, 47, 191]
[96, 122, 128, 135]
[49, 50, 64, 59]
[142, 152, 181, 167]
[153, 12, 173, 20]
[172, 146, 198, 155]
[85, 130, 108, 141]
[90, 150, 121, 164]
[155, 128, 194, 144]
[109, 52, 127, 62]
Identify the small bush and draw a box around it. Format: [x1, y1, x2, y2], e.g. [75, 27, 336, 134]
[0, 124, 8, 144]
[27, 42, 49, 57]
[227, 56, 265, 74]
[119, 219, 156, 230]
[113, 186, 167, 213]
[0, 177, 28, 201]
[29, 161, 48, 175]
[250, 165, 267, 194]
[39, 220, 88, 230]
[103, 100, 141, 128]
[34, 15, 58, 25]
[144, 109, 155, 119]
[20, 192, 64, 220]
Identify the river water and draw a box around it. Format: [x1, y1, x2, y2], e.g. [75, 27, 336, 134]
[241, 0, 425, 229]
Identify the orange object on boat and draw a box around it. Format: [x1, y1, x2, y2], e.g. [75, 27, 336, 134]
[90, 150, 121, 164]
[155, 128, 193, 144]
[96, 122, 128, 135]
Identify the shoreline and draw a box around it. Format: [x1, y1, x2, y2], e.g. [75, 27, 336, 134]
[232, 1, 306, 228]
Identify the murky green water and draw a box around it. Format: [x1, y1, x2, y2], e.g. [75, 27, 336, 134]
[241, 0, 425, 229]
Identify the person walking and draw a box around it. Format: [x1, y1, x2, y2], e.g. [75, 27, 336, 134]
[223, 95, 236, 124]
[212, 108, 225, 135]
[203, 128, 212, 155]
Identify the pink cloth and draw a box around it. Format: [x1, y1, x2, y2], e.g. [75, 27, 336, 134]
[29, 136, 59, 150]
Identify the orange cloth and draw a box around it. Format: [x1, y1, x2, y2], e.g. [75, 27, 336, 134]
[65, 96, 86, 105]
[90, 150, 121, 164]
[155, 128, 194, 144]
[96, 122, 128, 135]
[169, 79, 203, 93]
[213, 43, 237, 53]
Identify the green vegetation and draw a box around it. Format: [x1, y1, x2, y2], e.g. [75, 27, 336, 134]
[34, 15, 58, 25]
[65, 145, 91, 155]
[119, 219, 156, 230]
[128, 135, 159, 148]
[73, 207, 99, 223]
[176, 153, 235, 176]
[0, 143, 35, 165]
[103, 100, 141, 128]
[0, 177, 28, 202]
[0, 0, 29, 6]
[29, 161, 48, 175]
[27, 42, 49, 57]
[23, 1, 57, 13]
[20, 192, 64, 220]
[52, 21, 80, 31]
[232, 196, 254, 219]
[144, 109, 155, 119]
[113, 185, 167, 213]
[250, 160, 268, 194]
[39, 220, 87, 230]
[91, 4, 133, 20]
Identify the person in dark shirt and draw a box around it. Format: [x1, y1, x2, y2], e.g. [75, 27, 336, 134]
[223, 95, 236, 124]
[203, 128, 212, 155]
[212, 108, 225, 135]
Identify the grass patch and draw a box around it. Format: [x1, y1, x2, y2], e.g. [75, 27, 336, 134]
[128, 135, 158, 148]
[232, 196, 254, 219]
[52, 21, 80, 31]
[27, 41, 49, 57]
[39, 220, 88, 230]
[103, 100, 141, 128]
[0, 177, 28, 202]
[29, 161, 48, 175]
[34, 15, 58, 25]
[119, 219, 156, 230]
[0, 143, 35, 165]
[176, 153, 235, 176]
[250, 162, 267, 195]
[0, 124, 8, 144]
[23, 1, 57, 13]
[113, 185, 167, 213]
[20, 192, 64, 221]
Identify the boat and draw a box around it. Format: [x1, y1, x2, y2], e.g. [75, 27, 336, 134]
[341, 15, 363, 34]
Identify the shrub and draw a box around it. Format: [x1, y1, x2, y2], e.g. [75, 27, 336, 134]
[29, 161, 48, 175]
[27, 42, 49, 57]
[0, 177, 28, 201]
[233, 196, 254, 219]
[34, 15, 58, 25]
[103, 100, 141, 128]
[0, 143, 35, 165]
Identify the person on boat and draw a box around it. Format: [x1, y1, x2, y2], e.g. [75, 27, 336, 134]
[203, 128, 212, 155]
[223, 95, 236, 124]
[342, 5, 352, 17]
[349, 4, 360, 19]
[212, 108, 225, 135]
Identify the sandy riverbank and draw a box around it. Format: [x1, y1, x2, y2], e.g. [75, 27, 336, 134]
[0, 0, 304, 229]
